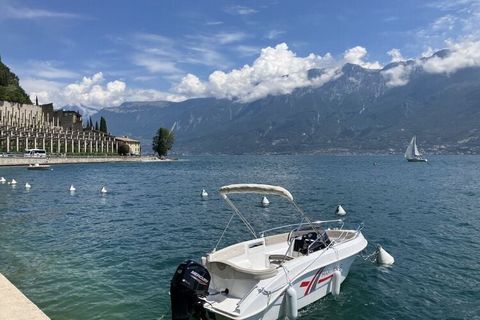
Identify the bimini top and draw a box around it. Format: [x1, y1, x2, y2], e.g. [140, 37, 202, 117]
[219, 184, 294, 202]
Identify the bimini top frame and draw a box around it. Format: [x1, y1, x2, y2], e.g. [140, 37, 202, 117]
[214, 184, 317, 250]
[219, 184, 294, 202]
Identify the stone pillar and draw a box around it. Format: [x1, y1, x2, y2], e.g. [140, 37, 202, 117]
[16, 137, 19, 152]
[89, 140, 92, 153]
[83, 140, 87, 153]
[57, 138, 61, 154]
[50, 137, 54, 154]
[71, 139, 75, 154]
[6, 136, 9, 152]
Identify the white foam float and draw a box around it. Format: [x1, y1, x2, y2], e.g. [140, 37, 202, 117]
[261, 196, 270, 207]
[25, 182, 31, 189]
[11, 179, 17, 185]
[335, 204, 346, 216]
[201, 189, 208, 199]
[0, 177, 6, 183]
[101, 186, 107, 193]
[69, 185, 76, 192]
[376, 246, 395, 265]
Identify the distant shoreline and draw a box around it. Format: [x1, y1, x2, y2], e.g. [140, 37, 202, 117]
[0, 156, 174, 167]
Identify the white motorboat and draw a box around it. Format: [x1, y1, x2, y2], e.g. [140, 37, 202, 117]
[170, 184, 368, 320]
[27, 163, 51, 170]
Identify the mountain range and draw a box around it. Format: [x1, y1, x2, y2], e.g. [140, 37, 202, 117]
[93, 50, 480, 155]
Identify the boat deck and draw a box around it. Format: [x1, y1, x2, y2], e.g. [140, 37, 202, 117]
[0, 273, 50, 320]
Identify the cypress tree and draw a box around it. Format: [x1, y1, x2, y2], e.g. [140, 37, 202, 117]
[100, 117, 108, 133]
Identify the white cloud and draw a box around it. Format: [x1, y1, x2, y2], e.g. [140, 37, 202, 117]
[422, 40, 480, 73]
[22, 72, 185, 110]
[387, 48, 405, 62]
[0, 4, 83, 20]
[343, 46, 382, 69]
[133, 54, 182, 74]
[382, 39, 480, 87]
[381, 64, 414, 87]
[174, 43, 339, 102]
[214, 32, 247, 44]
[266, 30, 285, 40]
[174, 74, 207, 96]
[236, 45, 261, 57]
[205, 21, 223, 26]
[226, 5, 258, 15]
[27, 61, 79, 79]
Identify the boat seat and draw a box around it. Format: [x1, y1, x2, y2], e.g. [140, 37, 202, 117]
[206, 260, 278, 280]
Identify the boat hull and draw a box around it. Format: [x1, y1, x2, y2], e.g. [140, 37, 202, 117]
[27, 166, 51, 170]
[204, 246, 363, 320]
[406, 158, 427, 162]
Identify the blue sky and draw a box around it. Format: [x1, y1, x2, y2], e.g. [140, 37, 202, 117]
[0, 0, 479, 109]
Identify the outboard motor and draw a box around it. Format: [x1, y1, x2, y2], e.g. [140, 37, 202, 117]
[170, 260, 211, 320]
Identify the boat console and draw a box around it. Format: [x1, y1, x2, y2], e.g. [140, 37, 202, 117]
[290, 229, 332, 255]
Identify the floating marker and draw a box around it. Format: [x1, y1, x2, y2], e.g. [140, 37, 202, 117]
[201, 189, 208, 199]
[0, 177, 6, 183]
[376, 246, 395, 265]
[25, 182, 31, 189]
[11, 179, 17, 185]
[69, 185, 76, 192]
[101, 186, 107, 193]
[285, 286, 298, 319]
[332, 270, 342, 296]
[335, 204, 346, 216]
[261, 196, 270, 207]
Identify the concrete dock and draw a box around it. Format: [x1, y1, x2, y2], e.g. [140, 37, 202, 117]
[0, 273, 50, 320]
[0, 155, 167, 167]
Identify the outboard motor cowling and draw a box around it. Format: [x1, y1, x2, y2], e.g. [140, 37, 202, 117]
[170, 260, 211, 320]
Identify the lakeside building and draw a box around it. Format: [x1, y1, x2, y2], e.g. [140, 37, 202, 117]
[115, 136, 141, 156]
[0, 100, 119, 155]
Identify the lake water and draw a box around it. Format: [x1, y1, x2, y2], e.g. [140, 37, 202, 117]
[0, 156, 479, 320]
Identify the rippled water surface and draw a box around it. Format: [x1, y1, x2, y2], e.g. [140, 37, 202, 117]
[0, 156, 479, 319]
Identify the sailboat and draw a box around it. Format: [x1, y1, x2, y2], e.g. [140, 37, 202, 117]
[405, 136, 427, 162]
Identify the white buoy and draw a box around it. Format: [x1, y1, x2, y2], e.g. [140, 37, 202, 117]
[0, 177, 6, 183]
[335, 204, 346, 216]
[376, 246, 395, 265]
[331, 270, 342, 296]
[261, 196, 270, 207]
[285, 286, 298, 319]
[11, 179, 17, 185]
[101, 186, 107, 193]
[201, 189, 208, 199]
[25, 182, 31, 189]
[69, 185, 76, 192]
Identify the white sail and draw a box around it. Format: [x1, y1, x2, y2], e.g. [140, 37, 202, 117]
[404, 137, 415, 159]
[413, 136, 421, 156]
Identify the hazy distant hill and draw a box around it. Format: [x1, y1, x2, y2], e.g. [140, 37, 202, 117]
[0, 58, 31, 104]
[94, 52, 480, 154]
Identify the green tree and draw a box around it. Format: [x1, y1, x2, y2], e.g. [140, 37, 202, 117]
[152, 127, 175, 157]
[100, 117, 108, 133]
